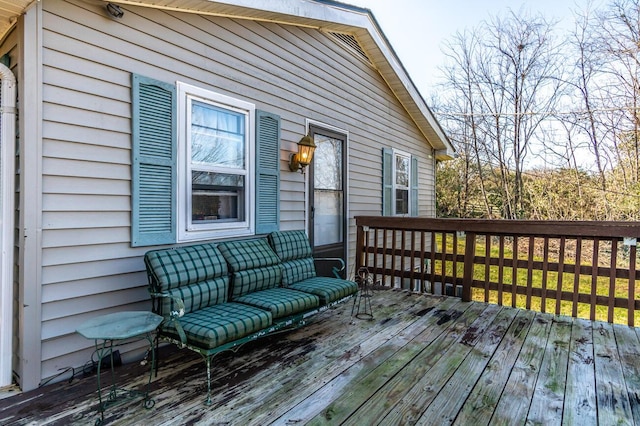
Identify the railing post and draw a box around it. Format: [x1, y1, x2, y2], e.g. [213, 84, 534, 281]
[462, 232, 476, 302]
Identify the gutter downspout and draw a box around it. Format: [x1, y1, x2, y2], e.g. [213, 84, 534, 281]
[0, 62, 17, 387]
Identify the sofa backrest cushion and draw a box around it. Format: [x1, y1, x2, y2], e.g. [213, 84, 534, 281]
[144, 243, 229, 314]
[218, 238, 282, 299]
[269, 230, 316, 285]
[268, 230, 312, 261]
[280, 258, 316, 286]
[218, 238, 280, 272]
[229, 265, 282, 299]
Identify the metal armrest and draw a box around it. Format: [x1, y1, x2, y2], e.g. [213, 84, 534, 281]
[149, 292, 187, 346]
[314, 257, 346, 279]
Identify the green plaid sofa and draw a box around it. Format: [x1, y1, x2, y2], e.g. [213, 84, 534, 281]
[268, 230, 358, 304]
[143, 230, 356, 404]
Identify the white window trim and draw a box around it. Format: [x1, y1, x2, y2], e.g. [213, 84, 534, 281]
[176, 82, 255, 242]
[392, 148, 411, 216]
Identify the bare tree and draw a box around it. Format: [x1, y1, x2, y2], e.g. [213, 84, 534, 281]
[436, 9, 564, 218]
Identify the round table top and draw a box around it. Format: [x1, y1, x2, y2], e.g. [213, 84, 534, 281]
[76, 311, 163, 340]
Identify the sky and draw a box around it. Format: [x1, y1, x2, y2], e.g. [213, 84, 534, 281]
[347, 0, 585, 98]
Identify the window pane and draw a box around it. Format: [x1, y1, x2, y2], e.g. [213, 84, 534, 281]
[396, 188, 409, 214]
[314, 135, 342, 190]
[314, 190, 343, 246]
[395, 155, 409, 187]
[191, 100, 245, 169]
[191, 171, 245, 223]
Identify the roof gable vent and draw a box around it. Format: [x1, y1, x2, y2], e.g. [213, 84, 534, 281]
[328, 32, 372, 65]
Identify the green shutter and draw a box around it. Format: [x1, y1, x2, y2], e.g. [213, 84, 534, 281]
[131, 74, 176, 247]
[382, 147, 393, 216]
[255, 110, 281, 234]
[410, 155, 418, 216]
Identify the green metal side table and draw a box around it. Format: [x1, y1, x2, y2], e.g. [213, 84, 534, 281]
[76, 311, 163, 426]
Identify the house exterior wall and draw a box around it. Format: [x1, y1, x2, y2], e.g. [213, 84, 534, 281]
[11, 0, 438, 387]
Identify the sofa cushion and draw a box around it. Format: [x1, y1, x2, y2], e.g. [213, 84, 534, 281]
[229, 264, 282, 300]
[145, 243, 230, 313]
[162, 302, 273, 350]
[280, 257, 316, 286]
[268, 230, 312, 261]
[145, 243, 228, 292]
[218, 238, 280, 272]
[163, 277, 229, 315]
[289, 277, 358, 305]
[235, 288, 320, 319]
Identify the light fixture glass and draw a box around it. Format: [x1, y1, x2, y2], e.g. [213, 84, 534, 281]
[289, 134, 316, 172]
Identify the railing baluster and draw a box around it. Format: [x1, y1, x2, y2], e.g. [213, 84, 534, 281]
[512, 236, 518, 308]
[541, 236, 549, 313]
[441, 232, 447, 295]
[484, 234, 491, 303]
[391, 229, 397, 288]
[608, 239, 617, 324]
[382, 228, 388, 287]
[572, 237, 582, 318]
[373, 228, 379, 286]
[498, 236, 505, 306]
[556, 237, 566, 316]
[420, 231, 426, 293]
[453, 231, 459, 293]
[409, 231, 416, 291]
[430, 231, 436, 294]
[628, 244, 636, 327]
[400, 230, 406, 289]
[591, 238, 599, 321]
[526, 236, 534, 310]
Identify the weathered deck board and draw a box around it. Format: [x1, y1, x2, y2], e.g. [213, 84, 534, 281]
[613, 323, 640, 424]
[490, 312, 554, 425]
[1, 289, 639, 426]
[564, 318, 597, 425]
[453, 309, 536, 425]
[526, 316, 572, 425]
[415, 306, 520, 425]
[593, 322, 634, 425]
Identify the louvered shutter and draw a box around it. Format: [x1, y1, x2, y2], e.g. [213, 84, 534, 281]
[131, 74, 177, 247]
[410, 155, 418, 216]
[255, 110, 280, 234]
[382, 147, 393, 216]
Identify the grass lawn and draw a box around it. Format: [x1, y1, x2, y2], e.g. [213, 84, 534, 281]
[431, 233, 639, 325]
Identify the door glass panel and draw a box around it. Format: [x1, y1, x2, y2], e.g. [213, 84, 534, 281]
[314, 136, 342, 190]
[314, 190, 343, 246]
[313, 133, 344, 249]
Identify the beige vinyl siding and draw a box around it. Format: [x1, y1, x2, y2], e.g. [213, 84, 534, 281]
[36, 0, 437, 381]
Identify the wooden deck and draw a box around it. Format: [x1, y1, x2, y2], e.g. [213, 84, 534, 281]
[2, 289, 640, 425]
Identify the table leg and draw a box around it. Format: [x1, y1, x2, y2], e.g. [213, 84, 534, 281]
[93, 339, 114, 426]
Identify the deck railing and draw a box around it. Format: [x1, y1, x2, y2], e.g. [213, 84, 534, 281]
[355, 216, 640, 326]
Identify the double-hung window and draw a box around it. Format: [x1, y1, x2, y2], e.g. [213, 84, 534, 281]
[382, 147, 418, 216]
[394, 151, 411, 215]
[177, 82, 255, 241]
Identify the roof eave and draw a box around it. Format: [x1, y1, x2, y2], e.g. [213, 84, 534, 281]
[3, 0, 455, 157]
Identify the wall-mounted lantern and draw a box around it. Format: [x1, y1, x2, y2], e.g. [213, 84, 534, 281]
[106, 3, 125, 18]
[289, 134, 316, 172]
